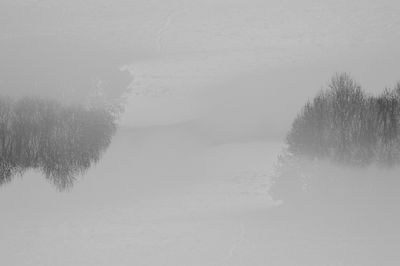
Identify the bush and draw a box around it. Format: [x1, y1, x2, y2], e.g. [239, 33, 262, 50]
[0, 96, 117, 190]
[287, 73, 400, 166]
[271, 73, 400, 206]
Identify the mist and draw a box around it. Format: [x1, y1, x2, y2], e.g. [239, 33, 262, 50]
[1, 0, 400, 265]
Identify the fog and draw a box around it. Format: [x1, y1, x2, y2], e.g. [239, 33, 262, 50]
[1, 0, 400, 265]
[2, 0, 400, 129]
[1, 128, 399, 265]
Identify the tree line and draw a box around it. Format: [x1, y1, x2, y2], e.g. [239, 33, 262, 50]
[0, 96, 117, 189]
[287, 73, 400, 166]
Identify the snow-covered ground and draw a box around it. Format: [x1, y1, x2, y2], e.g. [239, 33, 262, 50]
[0, 126, 279, 266]
[120, 0, 400, 127]
[1, 127, 399, 266]
[2, 0, 400, 265]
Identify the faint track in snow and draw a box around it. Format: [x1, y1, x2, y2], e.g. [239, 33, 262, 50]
[156, 10, 184, 53]
[221, 221, 246, 265]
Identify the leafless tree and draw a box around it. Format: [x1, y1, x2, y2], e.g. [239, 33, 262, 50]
[286, 73, 400, 166]
[0, 96, 117, 190]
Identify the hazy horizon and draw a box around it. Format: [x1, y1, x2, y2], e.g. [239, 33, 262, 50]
[2, 0, 400, 135]
[1, 1, 400, 265]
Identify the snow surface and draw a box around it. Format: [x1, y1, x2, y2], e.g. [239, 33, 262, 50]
[0, 127, 279, 266]
[1, 0, 400, 265]
[1, 127, 399, 266]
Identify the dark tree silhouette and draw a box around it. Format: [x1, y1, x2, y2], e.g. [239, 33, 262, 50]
[0, 96, 117, 190]
[286, 73, 400, 166]
[271, 73, 400, 205]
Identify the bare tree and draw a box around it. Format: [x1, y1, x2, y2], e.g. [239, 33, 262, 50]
[0, 96, 117, 190]
[286, 73, 400, 166]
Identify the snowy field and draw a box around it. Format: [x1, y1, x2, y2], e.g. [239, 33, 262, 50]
[0, 126, 280, 266]
[1, 0, 400, 265]
[1, 127, 399, 266]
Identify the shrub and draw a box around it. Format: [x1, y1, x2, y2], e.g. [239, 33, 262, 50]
[271, 73, 400, 206]
[287, 73, 400, 166]
[0, 96, 117, 190]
